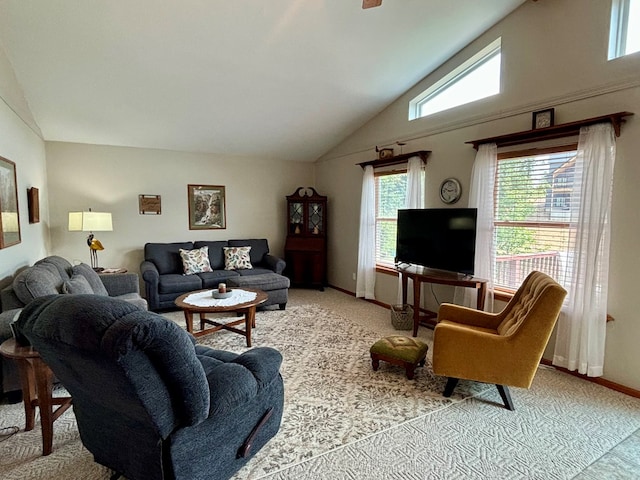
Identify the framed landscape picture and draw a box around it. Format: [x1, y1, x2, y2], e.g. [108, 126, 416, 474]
[188, 184, 226, 230]
[0, 156, 21, 248]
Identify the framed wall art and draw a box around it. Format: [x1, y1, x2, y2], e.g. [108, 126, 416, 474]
[188, 184, 226, 230]
[139, 194, 162, 215]
[0, 156, 21, 249]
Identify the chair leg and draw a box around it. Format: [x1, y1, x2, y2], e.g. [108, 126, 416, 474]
[443, 377, 459, 397]
[496, 384, 515, 411]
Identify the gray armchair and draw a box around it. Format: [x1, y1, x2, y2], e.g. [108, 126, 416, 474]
[16, 294, 284, 480]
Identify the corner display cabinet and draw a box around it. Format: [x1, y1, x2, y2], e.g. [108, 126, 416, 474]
[284, 187, 327, 290]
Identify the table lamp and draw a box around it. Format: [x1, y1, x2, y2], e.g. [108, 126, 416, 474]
[68, 210, 113, 271]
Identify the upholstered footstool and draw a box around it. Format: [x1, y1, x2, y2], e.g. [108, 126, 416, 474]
[227, 273, 290, 310]
[370, 336, 428, 380]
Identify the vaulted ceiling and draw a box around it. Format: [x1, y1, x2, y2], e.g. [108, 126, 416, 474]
[0, 0, 525, 162]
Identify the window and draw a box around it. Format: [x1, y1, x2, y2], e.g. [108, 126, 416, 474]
[493, 146, 578, 292]
[409, 38, 501, 120]
[609, 0, 640, 59]
[374, 171, 407, 266]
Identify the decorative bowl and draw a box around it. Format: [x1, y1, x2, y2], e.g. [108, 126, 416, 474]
[212, 288, 233, 299]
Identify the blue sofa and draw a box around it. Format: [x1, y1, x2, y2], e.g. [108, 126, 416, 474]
[140, 238, 289, 311]
[16, 294, 284, 480]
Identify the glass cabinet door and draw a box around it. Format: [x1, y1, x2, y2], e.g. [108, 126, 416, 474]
[308, 203, 323, 234]
[289, 202, 303, 234]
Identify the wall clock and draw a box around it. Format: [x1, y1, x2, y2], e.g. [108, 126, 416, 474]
[439, 178, 462, 204]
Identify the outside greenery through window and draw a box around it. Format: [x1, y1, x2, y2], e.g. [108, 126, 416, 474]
[494, 147, 577, 292]
[375, 171, 406, 266]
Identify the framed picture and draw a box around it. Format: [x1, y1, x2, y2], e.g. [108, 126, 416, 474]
[139, 194, 162, 215]
[532, 108, 555, 129]
[0, 156, 21, 249]
[188, 184, 226, 230]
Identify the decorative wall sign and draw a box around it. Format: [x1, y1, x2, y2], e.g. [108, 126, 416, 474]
[139, 194, 162, 215]
[532, 108, 555, 129]
[0, 156, 21, 249]
[188, 185, 226, 230]
[28, 187, 40, 223]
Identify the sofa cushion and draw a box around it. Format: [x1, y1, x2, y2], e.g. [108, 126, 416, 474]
[145, 242, 195, 275]
[197, 270, 241, 289]
[13, 262, 64, 305]
[158, 274, 203, 294]
[179, 246, 213, 275]
[223, 246, 253, 270]
[193, 241, 228, 270]
[229, 239, 269, 265]
[73, 263, 109, 296]
[62, 274, 95, 294]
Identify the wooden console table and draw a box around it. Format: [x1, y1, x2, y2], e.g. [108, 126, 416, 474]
[398, 265, 487, 336]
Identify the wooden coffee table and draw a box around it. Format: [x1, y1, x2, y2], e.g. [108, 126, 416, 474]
[0, 338, 72, 456]
[174, 287, 268, 347]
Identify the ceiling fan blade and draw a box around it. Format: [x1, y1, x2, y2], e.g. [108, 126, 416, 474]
[362, 0, 383, 9]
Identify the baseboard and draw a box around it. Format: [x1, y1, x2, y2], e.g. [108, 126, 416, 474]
[540, 359, 640, 399]
[328, 284, 640, 400]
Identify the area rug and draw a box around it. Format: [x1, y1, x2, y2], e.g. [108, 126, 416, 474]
[0, 304, 486, 480]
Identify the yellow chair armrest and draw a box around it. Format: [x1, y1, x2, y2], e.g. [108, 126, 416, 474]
[437, 303, 502, 329]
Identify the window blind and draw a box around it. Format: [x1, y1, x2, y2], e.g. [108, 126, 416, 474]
[375, 171, 407, 265]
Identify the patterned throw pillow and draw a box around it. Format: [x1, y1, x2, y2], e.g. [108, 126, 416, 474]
[179, 246, 213, 275]
[223, 246, 253, 270]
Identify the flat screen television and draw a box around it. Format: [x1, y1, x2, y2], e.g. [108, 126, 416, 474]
[396, 208, 477, 275]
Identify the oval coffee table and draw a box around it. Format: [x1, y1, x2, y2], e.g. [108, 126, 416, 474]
[174, 288, 268, 347]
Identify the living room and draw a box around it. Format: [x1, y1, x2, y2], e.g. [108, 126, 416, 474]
[1, 0, 640, 478]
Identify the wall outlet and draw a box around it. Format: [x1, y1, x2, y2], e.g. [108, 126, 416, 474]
[352, 272, 356, 281]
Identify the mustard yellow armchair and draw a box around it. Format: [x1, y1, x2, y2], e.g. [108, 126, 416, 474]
[432, 271, 567, 410]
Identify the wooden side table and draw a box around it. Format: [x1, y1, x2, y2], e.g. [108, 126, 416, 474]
[0, 338, 72, 456]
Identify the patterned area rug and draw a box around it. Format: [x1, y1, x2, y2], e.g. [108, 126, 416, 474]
[0, 304, 485, 480]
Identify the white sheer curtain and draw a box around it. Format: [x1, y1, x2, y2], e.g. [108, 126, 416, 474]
[553, 123, 616, 377]
[356, 165, 376, 299]
[454, 143, 496, 312]
[397, 156, 425, 304]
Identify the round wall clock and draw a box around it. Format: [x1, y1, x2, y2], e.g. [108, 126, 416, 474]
[439, 178, 462, 204]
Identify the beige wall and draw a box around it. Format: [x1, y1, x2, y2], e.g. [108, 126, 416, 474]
[0, 46, 49, 284]
[316, 0, 640, 390]
[45, 142, 315, 275]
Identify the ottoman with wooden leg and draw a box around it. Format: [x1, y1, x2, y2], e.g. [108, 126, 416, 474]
[370, 335, 428, 380]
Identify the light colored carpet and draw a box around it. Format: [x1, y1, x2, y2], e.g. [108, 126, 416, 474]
[1, 288, 639, 479]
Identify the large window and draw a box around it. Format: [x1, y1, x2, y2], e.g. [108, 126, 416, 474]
[409, 38, 501, 120]
[493, 146, 577, 292]
[609, 0, 640, 59]
[374, 171, 407, 266]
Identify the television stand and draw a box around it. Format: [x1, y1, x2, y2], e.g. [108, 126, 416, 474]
[397, 265, 487, 336]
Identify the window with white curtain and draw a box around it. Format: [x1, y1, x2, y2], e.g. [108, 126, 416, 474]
[609, 0, 640, 59]
[374, 170, 407, 266]
[493, 146, 578, 292]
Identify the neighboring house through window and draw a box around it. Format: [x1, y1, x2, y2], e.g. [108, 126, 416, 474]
[493, 146, 578, 293]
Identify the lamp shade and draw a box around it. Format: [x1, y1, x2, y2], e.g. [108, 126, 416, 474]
[68, 211, 113, 232]
[1, 212, 20, 232]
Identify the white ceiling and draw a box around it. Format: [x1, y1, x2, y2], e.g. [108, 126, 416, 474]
[0, 0, 525, 162]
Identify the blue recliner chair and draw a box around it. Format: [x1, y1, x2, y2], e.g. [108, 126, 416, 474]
[16, 294, 284, 480]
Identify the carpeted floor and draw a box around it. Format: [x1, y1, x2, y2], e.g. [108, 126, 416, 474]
[1, 288, 640, 479]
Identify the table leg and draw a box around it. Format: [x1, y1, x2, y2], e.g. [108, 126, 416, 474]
[412, 278, 421, 337]
[33, 358, 54, 456]
[477, 283, 486, 311]
[245, 307, 255, 347]
[15, 358, 36, 431]
[401, 272, 408, 305]
[183, 310, 194, 334]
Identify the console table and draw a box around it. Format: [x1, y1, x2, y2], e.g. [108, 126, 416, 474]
[398, 265, 488, 336]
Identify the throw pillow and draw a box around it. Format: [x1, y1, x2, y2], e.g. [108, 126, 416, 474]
[62, 274, 95, 294]
[223, 246, 253, 270]
[72, 263, 109, 296]
[179, 246, 213, 275]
